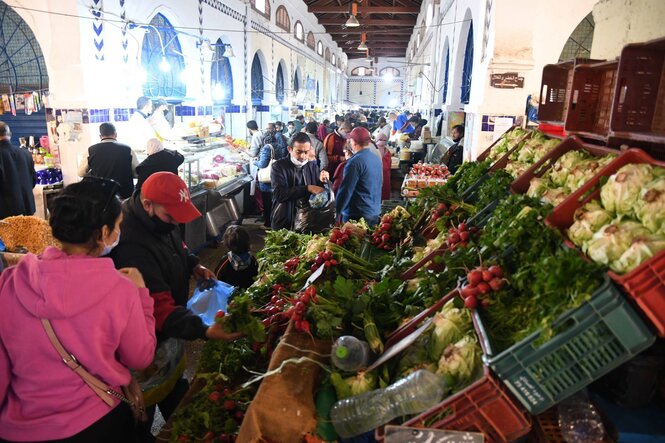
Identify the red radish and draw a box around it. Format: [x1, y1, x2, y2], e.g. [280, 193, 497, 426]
[449, 233, 461, 244]
[467, 270, 482, 286]
[208, 391, 221, 403]
[461, 285, 479, 298]
[458, 223, 467, 231]
[489, 265, 504, 278]
[223, 400, 236, 411]
[482, 270, 493, 282]
[464, 296, 478, 309]
[215, 310, 225, 319]
[477, 282, 491, 295]
[481, 299, 490, 309]
[489, 278, 504, 291]
[381, 223, 391, 231]
[460, 231, 470, 241]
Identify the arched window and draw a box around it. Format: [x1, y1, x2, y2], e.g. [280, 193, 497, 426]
[307, 32, 315, 50]
[317, 41, 323, 56]
[416, 32, 421, 50]
[0, 2, 48, 94]
[325, 48, 331, 62]
[293, 70, 300, 93]
[380, 67, 400, 77]
[252, 0, 270, 19]
[351, 66, 369, 76]
[211, 39, 233, 105]
[276, 64, 285, 104]
[141, 13, 185, 98]
[332, 53, 336, 66]
[276, 5, 290, 32]
[442, 49, 449, 103]
[294, 21, 304, 42]
[251, 53, 263, 105]
[461, 22, 474, 104]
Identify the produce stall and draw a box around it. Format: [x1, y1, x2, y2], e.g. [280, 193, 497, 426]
[156, 119, 665, 443]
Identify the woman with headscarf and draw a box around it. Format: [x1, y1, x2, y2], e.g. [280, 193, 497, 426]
[375, 132, 392, 200]
[135, 138, 185, 189]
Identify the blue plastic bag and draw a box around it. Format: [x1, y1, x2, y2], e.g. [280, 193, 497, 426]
[186, 279, 235, 326]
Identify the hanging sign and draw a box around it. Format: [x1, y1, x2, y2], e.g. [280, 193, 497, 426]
[489, 72, 524, 89]
[384, 425, 484, 442]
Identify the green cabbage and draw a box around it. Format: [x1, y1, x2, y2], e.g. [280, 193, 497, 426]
[526, 177, 548, 198]
[610, 234, 665, 274]
[568, 201, 614, 247]
[330, 371, 378, 400]
[634, 176, 665, 234]
[540, 188, 569, 206]
[600, 164, 654, 216]
[585, 220, 651, 265]
[436, 336, 482, 392]
[429, 302, 471, 361]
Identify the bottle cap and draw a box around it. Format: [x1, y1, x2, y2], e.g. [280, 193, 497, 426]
[335, 345, 349, 359]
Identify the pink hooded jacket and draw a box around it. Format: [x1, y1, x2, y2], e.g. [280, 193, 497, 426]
[0, 247, 156, 441]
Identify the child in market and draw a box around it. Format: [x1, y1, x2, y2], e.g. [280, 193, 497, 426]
[215, 225, 259, 289]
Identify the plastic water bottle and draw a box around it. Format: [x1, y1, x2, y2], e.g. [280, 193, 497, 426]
[331, 336, 372, 372]
[557, 390, 605, 443]
[330, 370, 445, 438]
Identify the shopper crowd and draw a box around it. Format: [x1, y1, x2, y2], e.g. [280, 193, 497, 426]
[0, 106, 463, 442]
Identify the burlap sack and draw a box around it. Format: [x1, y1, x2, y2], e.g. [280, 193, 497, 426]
[237, 323, 333, 443]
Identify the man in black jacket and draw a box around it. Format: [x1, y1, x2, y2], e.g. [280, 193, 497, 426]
[271, 132, 329, 230]
[0, 122, 36, 219]
[442, 124, 465, 174]
[110, 172, 240, 432]
[78, 122, 138, 198]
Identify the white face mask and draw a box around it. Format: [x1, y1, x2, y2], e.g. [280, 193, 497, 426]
[290, 156, 309, 167]
[100, 229, 120, 256]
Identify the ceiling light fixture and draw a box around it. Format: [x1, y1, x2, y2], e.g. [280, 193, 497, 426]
[357, 33, 368, 50]
[345, 2, 360, 27]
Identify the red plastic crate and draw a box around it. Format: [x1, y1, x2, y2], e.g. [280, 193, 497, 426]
[539, 59, 604, 124]
[565, 61, 619, 142]
[610, 37, 665, 146]
[546, 148, 665, 336]
[378, 305, 531, 443]
[538, 122, 567, 138]
[511, 136, 618, 195]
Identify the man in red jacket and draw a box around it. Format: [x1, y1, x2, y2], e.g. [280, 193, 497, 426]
[322, 121, 351, 175]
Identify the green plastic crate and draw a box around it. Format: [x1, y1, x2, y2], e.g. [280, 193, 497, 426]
[474, 277, 655, 414]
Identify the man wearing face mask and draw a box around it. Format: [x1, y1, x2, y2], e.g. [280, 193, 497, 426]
[322, 121, 351, 175]
[110, 172, 241, 435]
[270, 132, 329, 231]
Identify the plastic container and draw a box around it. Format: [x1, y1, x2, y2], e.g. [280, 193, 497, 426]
[546, 148, 665, 336]
[331, 370, 445, 438]
[474, 276, 655, 415]
[539, 59, 604, 124]
[565, 61, 619, 142]
[510, 136, 619, 195]
[557, 390, 605, 442]
[531, 407, 614, 443]
[331, 336, 371, 372]
[378, 294, 531, 443]
[610, 37, 665, 146]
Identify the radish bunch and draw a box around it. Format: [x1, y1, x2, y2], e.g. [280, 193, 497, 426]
[461, 265, 506, 309]
[283, 256, 300, 274]
[290, 285, 317, 334]
[430, 203, 452, 222]
[310, 250, 338, 272]
[329, 226, 351, 246]
[371, 216, 397, 250]
[446, 222, 479, 251]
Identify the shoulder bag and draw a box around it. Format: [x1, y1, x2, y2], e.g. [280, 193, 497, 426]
[41, 318, 148, 422]
[257, 144, 275, 184]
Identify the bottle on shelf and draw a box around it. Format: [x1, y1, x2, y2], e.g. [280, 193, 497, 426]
[557, 389, 605, 443]
[330, 369, 445, 438]
[331, 336, 372, 373]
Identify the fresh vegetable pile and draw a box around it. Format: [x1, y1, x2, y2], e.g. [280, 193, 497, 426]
[567, 163, 665, 274]
[408, 162, 450, 179]
[486, 128, 529, 162]
[527, 149, 617, 206]
[504, 131, 561, 178]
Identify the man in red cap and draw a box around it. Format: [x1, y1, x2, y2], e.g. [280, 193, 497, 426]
[110, 172, 241, 434]
[336, 127, 383, 227]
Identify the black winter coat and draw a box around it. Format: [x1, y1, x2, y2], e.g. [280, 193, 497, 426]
[135, 149, 185, 189]
[0, 140, 36, 219]
[110, 193, 206, 341]
[270, 158, 321, 230]
[87, 140, 135, 198]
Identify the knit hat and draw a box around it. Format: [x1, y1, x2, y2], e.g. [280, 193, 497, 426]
[142, 172, 201, 223]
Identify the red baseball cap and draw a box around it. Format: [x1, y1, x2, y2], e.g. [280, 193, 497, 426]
[141, 172, 201, 223]
[348, 127, 371, 145]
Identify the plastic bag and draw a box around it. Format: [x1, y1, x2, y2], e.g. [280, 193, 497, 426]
[186, 279, 235, 326]
[294, 185, 336, 234]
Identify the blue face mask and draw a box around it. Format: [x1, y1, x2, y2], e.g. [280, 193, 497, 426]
[228, 251, 252, 271]
[100, 229, 120, 256]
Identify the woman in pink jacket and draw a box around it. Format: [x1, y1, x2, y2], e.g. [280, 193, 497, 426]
[0, 177, 156, 442]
